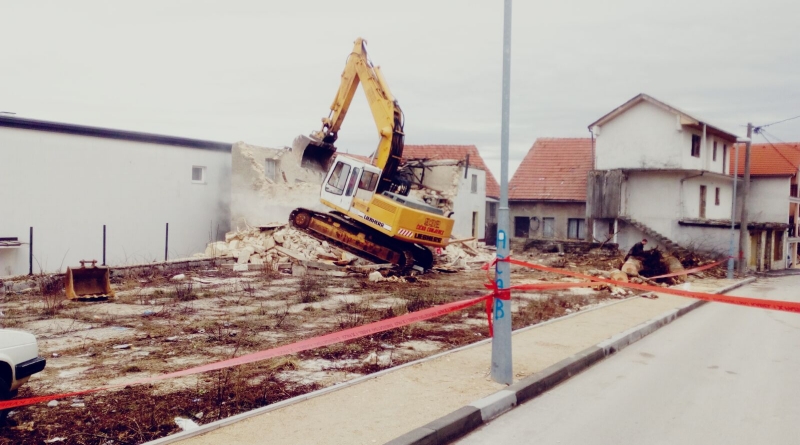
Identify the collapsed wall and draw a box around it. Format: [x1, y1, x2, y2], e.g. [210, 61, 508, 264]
[404, 160, 461, 215]
[230, 136, 330, 230]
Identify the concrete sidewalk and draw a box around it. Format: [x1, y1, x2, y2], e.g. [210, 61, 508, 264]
[149, 277, 754, 445]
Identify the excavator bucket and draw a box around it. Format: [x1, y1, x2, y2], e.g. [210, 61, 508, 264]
[296, 135, 337, 175]
[64, 260, 115, 300]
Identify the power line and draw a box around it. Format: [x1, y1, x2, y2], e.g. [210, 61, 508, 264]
[758, 114, 800, 129]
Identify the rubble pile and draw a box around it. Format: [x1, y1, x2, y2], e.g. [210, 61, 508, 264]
[408, 187, 454, 213]
[436, 240, 496, 270]
[201, 224, 359, 270]
[198, 223, 498, 274]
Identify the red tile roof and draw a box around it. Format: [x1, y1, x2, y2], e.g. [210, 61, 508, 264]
[403, 145, 500, 198]
[336, 152, 372, 163]
[509, 138, 593, 201]
[729, 142, 800, 176]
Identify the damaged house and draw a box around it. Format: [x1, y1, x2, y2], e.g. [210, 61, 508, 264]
[229, 135, 333, 230]
[401, 145, 501, 242]
[508, 138, 593, 243]
[586, 93, 789, 270]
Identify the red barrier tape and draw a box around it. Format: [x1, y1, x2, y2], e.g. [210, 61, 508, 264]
[3, 257, 778, 411]
[649, 258, 727, 279]
[0, 294, 492, 410]
[503, 257, 800, 314]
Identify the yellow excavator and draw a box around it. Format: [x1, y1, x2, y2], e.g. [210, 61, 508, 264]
[290, 38, 454, 272]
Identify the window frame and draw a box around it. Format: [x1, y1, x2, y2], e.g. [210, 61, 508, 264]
[542, 217, 555, 238]
[699, 185, 707, 218]
[691, 134, 701, 158]
[192, 166, 206, 184]
[567, 218, 586, 240]
[358, 170, 379, 192]
[325, 161, 351, 196]
[344, 167, 360, 197]
[514, 216, 530, 238]
[264, 158, 278, 182]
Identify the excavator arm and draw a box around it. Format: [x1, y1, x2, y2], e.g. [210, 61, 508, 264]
[309, 38, 405, 193]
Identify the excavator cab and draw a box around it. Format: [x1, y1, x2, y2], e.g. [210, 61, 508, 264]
[321, 156, 381, 216]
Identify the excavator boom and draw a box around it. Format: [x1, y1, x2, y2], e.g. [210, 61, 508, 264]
[291, 38, 454, 273]
[303, 38, 405, 193]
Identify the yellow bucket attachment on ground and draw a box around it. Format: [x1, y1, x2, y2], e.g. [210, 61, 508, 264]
[65, 260, 115, 300]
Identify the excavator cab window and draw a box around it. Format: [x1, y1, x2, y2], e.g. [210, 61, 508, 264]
[345, 168, 360, 197]
[358, 171, 379, 193]
[325, 161, 351, 195]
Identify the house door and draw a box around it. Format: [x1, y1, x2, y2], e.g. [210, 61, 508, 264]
[699, 185, 707, 219]
[472, 212, 479, 238]
[765, 230, 773, 270]
[749, 231, 759, 268]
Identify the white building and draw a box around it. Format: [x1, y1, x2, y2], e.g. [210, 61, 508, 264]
[0, 115, 231, 277]
[587, 94, 789, 270]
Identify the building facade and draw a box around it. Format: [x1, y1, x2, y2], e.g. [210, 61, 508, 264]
[587, 94, 788, 270]
[508, 138, 592, 242]
[0, 115, 231, 277]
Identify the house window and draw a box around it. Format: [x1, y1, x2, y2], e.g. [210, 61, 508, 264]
[265, 159, 277, 182]
[487, 202, 497, 220]
[715, 187, 720, 206]
[713, 141, 718, 161]
[722, 144, 728, 174]
[567, 218, 586, 240]
[700, 185, 707, 218]
[192, 166, 206, 184]
[691, 135, 701, 158]
[514, 216, 530, 238]
[471, 174, 478, 194]
[792, 184, 798, 198]
[543, 217, 555, 238]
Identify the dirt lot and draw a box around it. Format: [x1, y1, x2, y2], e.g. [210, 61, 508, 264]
[0, 247, 714, 445]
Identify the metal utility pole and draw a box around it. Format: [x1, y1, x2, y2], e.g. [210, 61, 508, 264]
[737, 123, 753, 273]
[492, 0, 513, 385]
[727, 141, 740, 279]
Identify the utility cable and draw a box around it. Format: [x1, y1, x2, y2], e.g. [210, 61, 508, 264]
[758, 114, 800, 129]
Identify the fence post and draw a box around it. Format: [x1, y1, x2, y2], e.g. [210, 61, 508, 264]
[29, 226, 33, 275]
[102, 224, 107, 266]
[165, 223, 169, 262]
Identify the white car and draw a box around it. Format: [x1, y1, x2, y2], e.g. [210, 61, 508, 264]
[0, 329, 46, 423]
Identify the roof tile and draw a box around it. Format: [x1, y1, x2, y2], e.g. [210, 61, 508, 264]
[729, 143, 800, 176]
[508, 138, 593, 201]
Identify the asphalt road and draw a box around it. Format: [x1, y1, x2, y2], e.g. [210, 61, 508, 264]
[455, 275, 800, 445]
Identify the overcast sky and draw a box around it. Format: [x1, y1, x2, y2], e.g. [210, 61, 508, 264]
[2, 0, 799, 179]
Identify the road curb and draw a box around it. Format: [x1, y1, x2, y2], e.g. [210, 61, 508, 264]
[385, 277, 756, 445]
